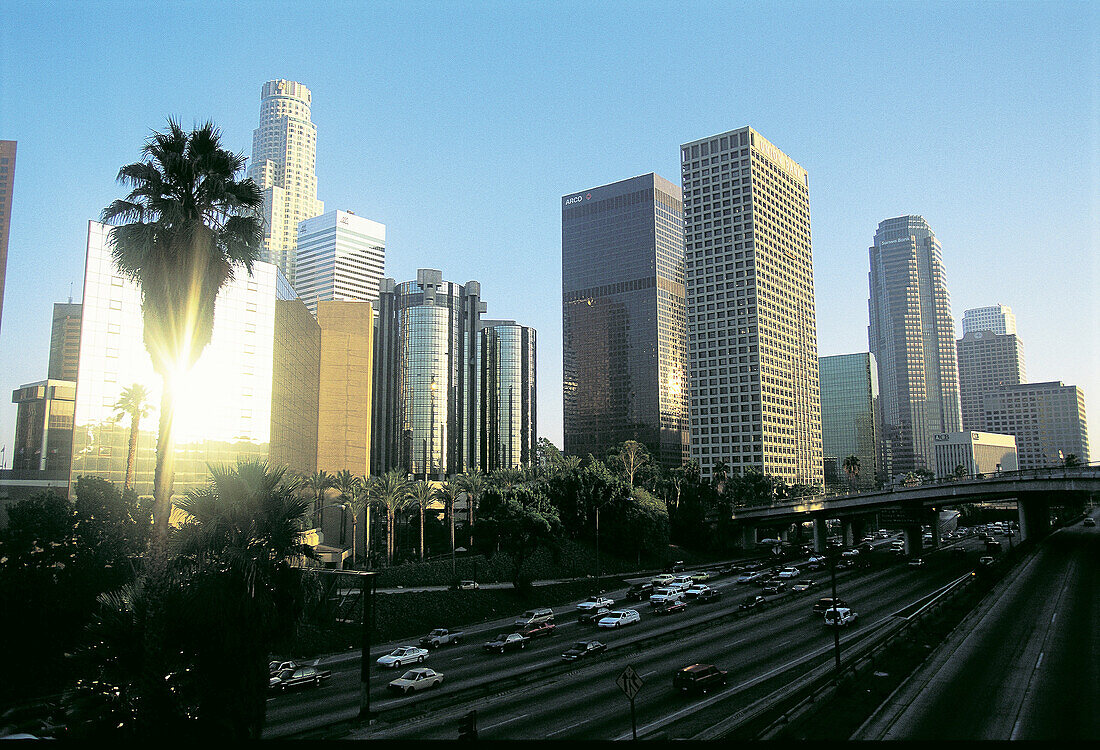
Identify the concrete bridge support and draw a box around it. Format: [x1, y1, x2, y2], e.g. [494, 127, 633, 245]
[741, 526, 757, 549]
[851, 517, 870, 544]
[903, 525, 923, 557]
[779, 527, 790, 542]
[930, 515, 942, 549]
[1018, 497, 1050, 541]
[813, 517, 827, 553]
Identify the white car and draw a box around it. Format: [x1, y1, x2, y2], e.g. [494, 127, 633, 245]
[683, 584, 711, 599]
[650, 573, 676, 586]
[649, 587, 683, 605]
[598, 609, 641, 628]
[808, 554, 826, 564]
[777, 567, 800, 579]
[791, 579, 814, 592]
[388, 667, 444, 694]
[824, 607, 858, 627]
[737, 571, 763, 584]
[840, 549, 860, 558]
[670, 576, 694, 590]
[576, 596, 615, 611]
[376, 646, 429, 669]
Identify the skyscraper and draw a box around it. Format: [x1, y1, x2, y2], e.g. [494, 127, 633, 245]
[561, 173, 688, 467]
[819, 353, 882, 490]
[980, 382, 1089, 468]
[480, 320, 537, 471]
[956, 329, 1026, 431]
[962, 303, 1016, 336]
[48, 302, 82, 381]
[0, 140, 15, 334]
[868, 215, 962, 476]
[296, 210, 386, 314]
[248, 80, 324, 288]
[680, 128, 822, 487]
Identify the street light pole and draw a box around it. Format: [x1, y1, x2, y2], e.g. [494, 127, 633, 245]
[828, 549, 841, 678]
[360, 570, 377, 720]
[596, 505, 600, 591]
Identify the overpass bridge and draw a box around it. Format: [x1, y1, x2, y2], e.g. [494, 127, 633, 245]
[728, 466, 1100, 554]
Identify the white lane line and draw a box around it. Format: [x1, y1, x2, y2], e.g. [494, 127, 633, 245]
[1035, 652, 1044, 669]
[730, 638, 745, 646]
[1050, 612, 1057, 624]
[481, 713, 528, 732]
[641, 671, 658, 679]
[547, 717, 590, 737]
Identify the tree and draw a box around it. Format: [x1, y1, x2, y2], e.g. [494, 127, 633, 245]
[536, 437, 564, 474]
[101, 120, 264, 554]
[616, 440, 649, 487]
[341, 484, 369, 569]
[369, 471, 412, 564]
[1064, 453, 1081, 468]
[331, 470, 363, 558]
[842, 454, 860, 491]
[475, 485, 561, 588]
[712, 459, 730, 492]
[304, 470, 335, 529]
[113, 384, 152, 491]
[439, 479, 463, 562]
[953, 464, 969, 480]
[408, 481, 438, 561]
[459, 470, 487, 549]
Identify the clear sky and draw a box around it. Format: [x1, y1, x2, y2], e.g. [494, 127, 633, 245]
[1, 0, 1097, 463]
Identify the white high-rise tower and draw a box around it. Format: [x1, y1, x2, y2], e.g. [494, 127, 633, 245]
[248, 79, 324, 287]
[296, 210, 386, 315]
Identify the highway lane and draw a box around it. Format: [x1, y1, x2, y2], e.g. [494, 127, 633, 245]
[350, 543, 985, 740]
[856, 511, 1099, 740]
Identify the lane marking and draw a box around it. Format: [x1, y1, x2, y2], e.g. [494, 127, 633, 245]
[481, 713, 528, 732]
[1035, 652, 1043, 669]
[547, 717, 590, 737]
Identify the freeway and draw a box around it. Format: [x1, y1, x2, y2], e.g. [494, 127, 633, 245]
[855, 510, 1100, 740]
[263, 531, 991, 739]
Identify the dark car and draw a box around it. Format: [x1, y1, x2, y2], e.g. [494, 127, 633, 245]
[652, 599, 687, 615]
[760, 581, 785, 596]
[268, 665, 331, 693]
[625, 582, 655, 601]
[695, 588, 722, 604]
[522, 621, 557, 638]
[812, 597, 846, 615]
[718, 563, 742, 576]
[673, 663, 728, 694]
[483, 633, 530, 653]
[664, 561, 687, 573]
[739, 594, 766, 611]
[578, 606, 611, 624]
[561, 640, 607, 662]
[742, 562, 763, 571]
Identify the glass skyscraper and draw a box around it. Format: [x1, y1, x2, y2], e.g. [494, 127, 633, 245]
[819, 353, 882, 489]
[480, 321, 536, 471]
[868, 215, 962, 476]
[561, 173, 689, 468]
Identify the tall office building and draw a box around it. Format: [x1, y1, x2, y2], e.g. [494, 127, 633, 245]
[296, 210, 386, 314]
[11, 379, 75, 472]
[0, 141, 15, 334]
[561, 173, 688, 467]
[868, 215, 962, 476]
[480, 320, 537, 471]
[48, 302, 82, 381]
[979, 382, 1089, 468]
[680, 128, 822, 486]
[956, 330, 1026, 431]
[962, 303, 1016, 336]
[248, 80, 324, 288]
[819, 353, 882, 490]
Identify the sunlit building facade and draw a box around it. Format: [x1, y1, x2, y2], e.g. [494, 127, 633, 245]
[296, 210, 386, 314]
[979, 381, 1089, 469]
[561, 173, 689, 468]
[961, 304, 1016, 336]
[480, 321, 536, 471]
[12, 379, 75, 472]
[956, 329, 1026, 432]
[819, 353, 882, 490]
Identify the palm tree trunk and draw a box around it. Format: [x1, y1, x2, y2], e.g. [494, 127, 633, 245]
[468, 496, 475, 549]
[350, 516, 357, 569]
[420, 506, 425, 561]
[126, 412, 140, 490]
[152, 380, 176, 553]
[387, 509, 395, 564]
[449, 501, 456, 559]
[365, 506, 372, 567]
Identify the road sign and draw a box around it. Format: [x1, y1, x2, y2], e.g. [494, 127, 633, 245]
[616, 664, 645, 701]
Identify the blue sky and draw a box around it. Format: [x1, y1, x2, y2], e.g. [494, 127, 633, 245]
[1, 0, 1097, 461]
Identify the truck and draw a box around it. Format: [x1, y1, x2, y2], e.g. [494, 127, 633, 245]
[419, 628, 464, 649]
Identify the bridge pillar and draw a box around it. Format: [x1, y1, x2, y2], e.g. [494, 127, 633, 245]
[930, 513, 942, 549]
[813, 517, 827, 553]
[851, 517, 869, 544]
[843, 520, 855, 547]
[741, 526, 757, 549]
[779, 527, 790, 542]
[1018, 497, 1050, 541]
[903, 525, 922, 557]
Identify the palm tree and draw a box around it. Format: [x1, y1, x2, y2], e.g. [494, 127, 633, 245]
[842, 455, 861, 491]
[112, 383, 152, 490]
[341, 485, 370, 569]
[332, 470, 364, 563]
[409, 481, 438, 561]
[304, 470, 335, 529]
[369, 470, 412, 565]
[439, 479, 463, 563]
[102, 120, 264, 552]
[460, 470, 487, 549]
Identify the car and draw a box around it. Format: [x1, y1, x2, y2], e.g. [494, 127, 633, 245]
[742, 562, 764, 571]
[834, 559, 853, 570]
[824, 607, 858, 626]
[522, 621, 557, 638]
[419, 628, 464, 648]
[561, 640, 607, 662]
[649, 587, 683, 605]
[690, 571, 713, 583]
[739, 594, 767, 611]
[806, 561, 825, 571]
[650, 573, 676, 586]
[625, 582, 655, 601]
[813, 597, 846, 615]
[483, 633, 531, 653]
[670, 575, 695, 590]
[978, 555, 995, 566]
[791, 579, 814, 592]
[598, 609, 641, 629]
[673, 663, 729, 694]
[387, 667, 444, 695]
[718, 563, 742, 575]
[877, 530, 890, 538]
[777, 566, 800, 579]
[683, 584, 711, 599]
[1084, 517, 1097, 527]
[268, 659, 298, 676]
[737, 571, 763, 584]
[576, 595, 615, 611]
[761, 581, 785, 596]
[951, 547, 968, 557]
[376, 646, 429, 669]
[578, 606, 612, 624]
[694, 588, 722, 604]
[652, 599, 687, 615]
[665, 561, 687, 573]
[514, 608, 555, 628]
[908, 558, 925, 568]
[840, 549, 860, 558]
[456, 580, 480, 590]
[269, 665, 331, 693]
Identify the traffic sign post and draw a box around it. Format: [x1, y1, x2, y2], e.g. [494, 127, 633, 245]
[616, 665, 645, 740]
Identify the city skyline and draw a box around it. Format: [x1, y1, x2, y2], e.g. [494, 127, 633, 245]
[1, 2, 1096, 463]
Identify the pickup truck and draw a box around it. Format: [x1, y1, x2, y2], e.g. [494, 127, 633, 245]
[576, 595, 615, 611]
[268, 665, 332, 693]
[824, 607, 858, 626]
[483, 633, 530, 653]
[419, 628, 464, 649]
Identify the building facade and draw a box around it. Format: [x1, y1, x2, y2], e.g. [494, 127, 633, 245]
[11, 379, 75, 472]
[561, 173, 688, 467]
[933, 431, 1018, 478]
[961, 303, 1016, 336]
[480, 321, 537, 471]
[979, 382, 1089, 469]
[316, 300, 373, 478]
[868, 215, 962, 477]
[680, 128, 822, 486]
[247, 79, 324, 288]
[296, 210, 386, 314]
[0, 141, 14, 334]
[956, 330, 1026, 432]
[48, 302, 82, 381]
[819, 353, 881, 490]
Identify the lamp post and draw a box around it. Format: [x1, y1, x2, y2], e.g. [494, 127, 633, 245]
[430, 375, 438, 482]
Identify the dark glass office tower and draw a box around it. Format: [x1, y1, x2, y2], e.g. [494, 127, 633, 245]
[480, 321, 537, 472]
[819, 353, 883, 489]
[561, 173, 688, 467]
